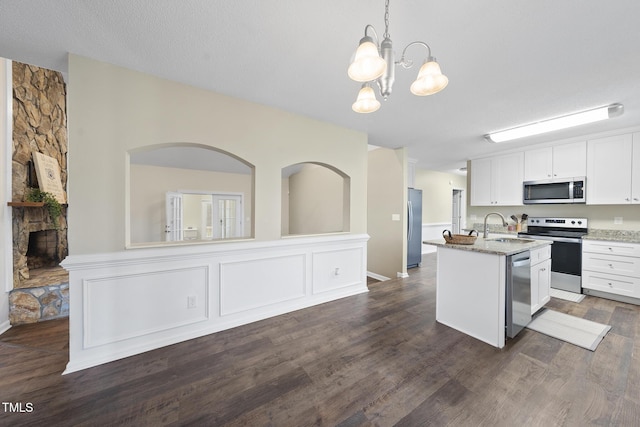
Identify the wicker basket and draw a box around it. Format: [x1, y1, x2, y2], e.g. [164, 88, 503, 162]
[442, 229, 478, 245]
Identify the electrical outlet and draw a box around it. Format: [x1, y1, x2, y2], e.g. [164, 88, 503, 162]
[187, 295, 197, 309]
[392, 214, 400, 221]
[614, 217, 623, 225]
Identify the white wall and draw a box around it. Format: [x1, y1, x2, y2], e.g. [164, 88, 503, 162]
[367, 147, 407, 279]
[63, 55, 370, 372]
[0, 58, 11, 333]
[414, 169, 467, 224]
[67, 55, 368, 254]
[288, 164, 345, 235]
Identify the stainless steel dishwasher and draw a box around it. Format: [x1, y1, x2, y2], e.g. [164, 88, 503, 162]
[506, 251, 531, 338]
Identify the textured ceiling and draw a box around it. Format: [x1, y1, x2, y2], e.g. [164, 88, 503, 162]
[2, 0, 640, 173]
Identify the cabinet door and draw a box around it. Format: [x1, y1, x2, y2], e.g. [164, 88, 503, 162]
[587, 134, 633, 204]
[633, 134, 640, 204]
[470, 157, 493, 206]
[553, 141, 587, 178]
[493, 152, 524, 206]
[531, 258, 551, 314]
[524, 147, 552, 181]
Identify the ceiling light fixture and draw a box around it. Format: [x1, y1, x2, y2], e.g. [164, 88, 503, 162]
[485, 103, 624, 143]
[348, 0, 448, 113]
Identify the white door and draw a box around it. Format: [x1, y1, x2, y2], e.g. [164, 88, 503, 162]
[165, 192, 183, 241]
[212, 194, 243, 239]
[201, 199, 214, 240]
[452, 189, 462, 234]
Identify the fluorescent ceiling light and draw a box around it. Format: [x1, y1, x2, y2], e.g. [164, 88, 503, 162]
[485, 104, 624, 143]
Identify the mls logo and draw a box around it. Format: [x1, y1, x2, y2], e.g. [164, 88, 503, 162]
[2, 402, 34, 413]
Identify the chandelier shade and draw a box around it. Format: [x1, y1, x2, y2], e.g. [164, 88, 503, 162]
[410, 59, 449, 96]
[348, 36, 387, 82]
[352, 83, 381, 113]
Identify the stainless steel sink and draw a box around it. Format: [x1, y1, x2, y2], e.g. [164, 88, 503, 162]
[487, 238, 535, 244]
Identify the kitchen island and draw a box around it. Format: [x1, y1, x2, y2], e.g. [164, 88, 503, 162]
[424, 237, 552, 348]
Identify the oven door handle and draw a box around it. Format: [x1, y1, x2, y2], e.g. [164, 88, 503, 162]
[523, 235, 582, 244]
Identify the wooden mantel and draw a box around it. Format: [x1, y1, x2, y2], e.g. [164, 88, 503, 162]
[7, 201, 45, 207]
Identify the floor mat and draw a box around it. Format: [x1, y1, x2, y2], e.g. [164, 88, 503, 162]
[526, 309, 611, 351]
[550, 288, 585, 303]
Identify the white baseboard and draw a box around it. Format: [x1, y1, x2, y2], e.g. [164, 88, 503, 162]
[397, 272, 409, 278]
[0, 319, 10, 335]
[367, 271, 390, 282]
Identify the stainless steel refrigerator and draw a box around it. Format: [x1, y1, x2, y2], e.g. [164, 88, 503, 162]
[407, 188, 423, 268]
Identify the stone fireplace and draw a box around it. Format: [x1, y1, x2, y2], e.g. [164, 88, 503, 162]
[9, 61, 69, 325]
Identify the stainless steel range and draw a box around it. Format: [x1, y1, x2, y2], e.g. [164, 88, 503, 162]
[518, 217, 588, 294]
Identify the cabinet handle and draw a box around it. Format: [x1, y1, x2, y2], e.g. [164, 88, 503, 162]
[608, 282, 613, 287]
[609, 263, 614, 268]
[634, 198, 639, 201]
[626, 198, 631, 201]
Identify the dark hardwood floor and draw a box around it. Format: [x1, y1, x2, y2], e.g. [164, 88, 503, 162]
[1, 253, 639, 426]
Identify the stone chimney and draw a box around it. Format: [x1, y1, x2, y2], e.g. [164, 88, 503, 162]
[11, 61, 68, 287]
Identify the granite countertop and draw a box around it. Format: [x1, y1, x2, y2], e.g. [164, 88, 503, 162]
[583, 229, 640, 244]
[424, 236, 551, 256]
[467, 224, 640, 244]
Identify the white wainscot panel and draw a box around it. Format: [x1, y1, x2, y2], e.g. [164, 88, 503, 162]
[84, 266, 209, 348]
[62, 234, 369, 373]
[312, 248, 363, 294]
[422, 223, 452, 254]
[219, 254, 305, 316]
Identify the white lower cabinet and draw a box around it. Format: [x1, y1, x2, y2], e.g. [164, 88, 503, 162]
[582, 240, 640, 300]
[530, 246, 551, 314]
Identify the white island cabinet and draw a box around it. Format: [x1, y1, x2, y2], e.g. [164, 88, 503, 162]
[426, 237, 552, 348]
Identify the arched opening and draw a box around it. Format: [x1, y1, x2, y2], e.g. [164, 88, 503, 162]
[281, 162, 350, 236]
[129, 143, 254, 245]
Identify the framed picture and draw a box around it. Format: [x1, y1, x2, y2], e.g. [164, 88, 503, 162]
[32, 152, 66, 204]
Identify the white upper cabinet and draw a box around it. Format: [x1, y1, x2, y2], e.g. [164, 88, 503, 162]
[471, 152, 524, 206]
[523, 147, 552, 181]
[523, 141, 586, 181]
[586, 133, 638, 204]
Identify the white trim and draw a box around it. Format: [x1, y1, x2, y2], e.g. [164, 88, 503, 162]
[367, 271, 390, 282]
[2, 58, 12, 294]
[0, 319, 10, 335]
[397, 272, 410, 278]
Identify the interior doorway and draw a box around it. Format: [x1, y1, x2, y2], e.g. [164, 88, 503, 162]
[452, 189, 464, 234]
[165, 191, 244, 242]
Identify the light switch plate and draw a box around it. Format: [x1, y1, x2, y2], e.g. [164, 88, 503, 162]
[614, 217, 623, 225]
[392, 214, 400, 221]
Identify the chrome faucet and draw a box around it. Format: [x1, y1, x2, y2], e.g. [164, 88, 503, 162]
[483, 212, 508, 238]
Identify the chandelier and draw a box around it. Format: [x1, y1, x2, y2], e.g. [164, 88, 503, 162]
[348, 0, 449, 113]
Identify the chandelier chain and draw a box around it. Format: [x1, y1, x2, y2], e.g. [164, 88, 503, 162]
[383, 0, 390, 39]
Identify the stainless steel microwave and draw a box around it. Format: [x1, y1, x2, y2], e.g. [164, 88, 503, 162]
[523, 177, 586, 204]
